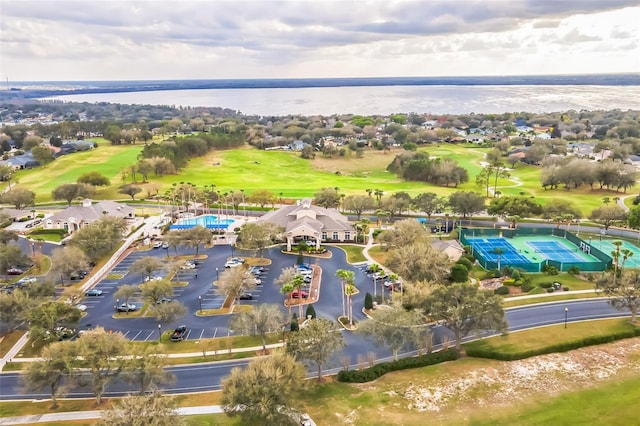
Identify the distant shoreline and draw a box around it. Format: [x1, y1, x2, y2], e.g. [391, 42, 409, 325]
[1, 74, 639, 101]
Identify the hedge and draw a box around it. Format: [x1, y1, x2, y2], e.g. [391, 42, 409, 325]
[337, 349, 458, 383]
[465, 328, 640, 361]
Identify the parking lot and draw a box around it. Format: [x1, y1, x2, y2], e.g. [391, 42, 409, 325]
[77, 244, 370, 341]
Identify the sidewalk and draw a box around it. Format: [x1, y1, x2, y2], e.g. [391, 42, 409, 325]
[7, 342, 285, 364]
[0, 405, 225, 425]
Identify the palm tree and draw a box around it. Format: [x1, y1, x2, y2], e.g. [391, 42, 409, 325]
[291, 274, 306, 319]
[281, 282, 294, 316]
[493, 248, 504, 271]
[621, 249, 634, 271]
[612, 240, 623, 277]
[345, 281, 357, 327]
[369, 264, 381, 298]
[335, 269, 350, 318]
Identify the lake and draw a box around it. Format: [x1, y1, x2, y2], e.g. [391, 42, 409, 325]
[50, 84, 640, 116]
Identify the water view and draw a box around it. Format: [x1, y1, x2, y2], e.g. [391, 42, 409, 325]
[51, 84, 640, 116]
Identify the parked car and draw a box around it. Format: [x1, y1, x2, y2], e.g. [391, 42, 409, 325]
[170, 325, 189, 341]
[153, 241, 163, 248]
[162, 242, 169, 249]
[156, 297, 173, 304]
[249, 266, 265, 274]
[181, 262, 196, 270]
[303, 275, 312, 284]
[70, 270, 88, 280]
[16, 277, 37, 285]
[239, 292, 253, 300]
[117, 303, 137, 312]
[297, 264, 312, 271]
[7, 268, 24, 275]
[225, 260, 243, 268]
[76, 304, 88, 312]
[85, 289, 103, 296]
[230, 257, 245, 264]
[144, 275, 163, 282]
[292, 290, 308, 298]
[298, 269, 313, 277]
[253, 277, 262, 285]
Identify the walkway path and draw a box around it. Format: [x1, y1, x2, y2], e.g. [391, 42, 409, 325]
[0, 405, 225, 425]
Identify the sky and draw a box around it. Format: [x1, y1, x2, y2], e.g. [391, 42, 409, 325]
[1, 0, 639, 81]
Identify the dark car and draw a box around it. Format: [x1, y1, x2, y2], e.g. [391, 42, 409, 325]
[170, 325, 188, 341]
[239, 293, 253, 300]
[85, 289, 103, 296]
[7, 268, 24, 275]
[156, 297, 172, 304]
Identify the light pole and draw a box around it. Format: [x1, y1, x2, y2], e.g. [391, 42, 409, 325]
[116, 298, 119, 312]
[216, 267, 219, 281]
[564, 307, 568, 329]
[198, 295, 202, 314]
[158, 324, 162, 342]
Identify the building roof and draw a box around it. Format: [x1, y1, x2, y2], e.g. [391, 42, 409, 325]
[46, 200, 134, 223]
[257, 200, 353, 234]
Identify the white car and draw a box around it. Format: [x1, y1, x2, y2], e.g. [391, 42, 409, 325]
[181, 262, 196, 270]
[153, 241, 163, 248]
[144, 275, 163, 282]
[225, 260, 242, 268]
[76, 304, 88, 312]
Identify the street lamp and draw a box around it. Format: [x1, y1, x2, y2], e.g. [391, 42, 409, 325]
[564, 307, 568, 329]
[216, 267, 219, 281]
[231, 244, 235, 258]
[158, 324, 162, 342]
[198, 295, 202, 314]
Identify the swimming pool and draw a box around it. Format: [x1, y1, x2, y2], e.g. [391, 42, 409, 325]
[170, 214, 236, 230]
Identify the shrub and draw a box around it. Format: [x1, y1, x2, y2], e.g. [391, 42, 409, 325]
[521, 282, 534, 292]
[290, 313, 299, 332]
[465, 328, 640, 361]
[510, 269, 522, 280]
[305, 304, 316, 320]
[539, 282, 553, 289]
[337, 349, 458, 383]
[450, 264, 469, 283]
[372, 229, 384, 239]
[513, 280, 523, 286]
[456, 257, 473, 270]
[568, 266, 580, 275]
[546, 288, 555, 293]
[364, 292, 373, 310]
[563, 286, 570, 291]
[503, 279, 516, 286]
[494, 286, 510, 295]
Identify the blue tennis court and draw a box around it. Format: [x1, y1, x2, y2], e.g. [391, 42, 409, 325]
[526, 240, 585, 262]
[469, 238, 530, 263]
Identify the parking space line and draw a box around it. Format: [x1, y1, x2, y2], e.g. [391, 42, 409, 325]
[199, 329, 204, 340]
[122, 331, 131, 338]
[131, 330, 142, 340]
[185, 329, 192, 340]
[144, 331, 154, 341]
[213, 328, 217, 338]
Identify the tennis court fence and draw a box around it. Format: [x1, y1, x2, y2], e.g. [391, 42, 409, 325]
[459, 227, 612, 272]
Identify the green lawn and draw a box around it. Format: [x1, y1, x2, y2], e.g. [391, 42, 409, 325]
[464, 318, 636, 357]
[9, 141, 142, 202]
[465, 375, 640, 426]
[2, 141, 631, 218]
[334, 244, 367, 263]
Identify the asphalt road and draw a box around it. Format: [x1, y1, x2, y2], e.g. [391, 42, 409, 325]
[0, 296, 629, 400]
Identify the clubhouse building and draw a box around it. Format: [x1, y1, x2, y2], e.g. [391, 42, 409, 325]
[257, 199, 354, 250]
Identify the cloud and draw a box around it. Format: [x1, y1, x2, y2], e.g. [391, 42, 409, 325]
[1, 0, 638, 80]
